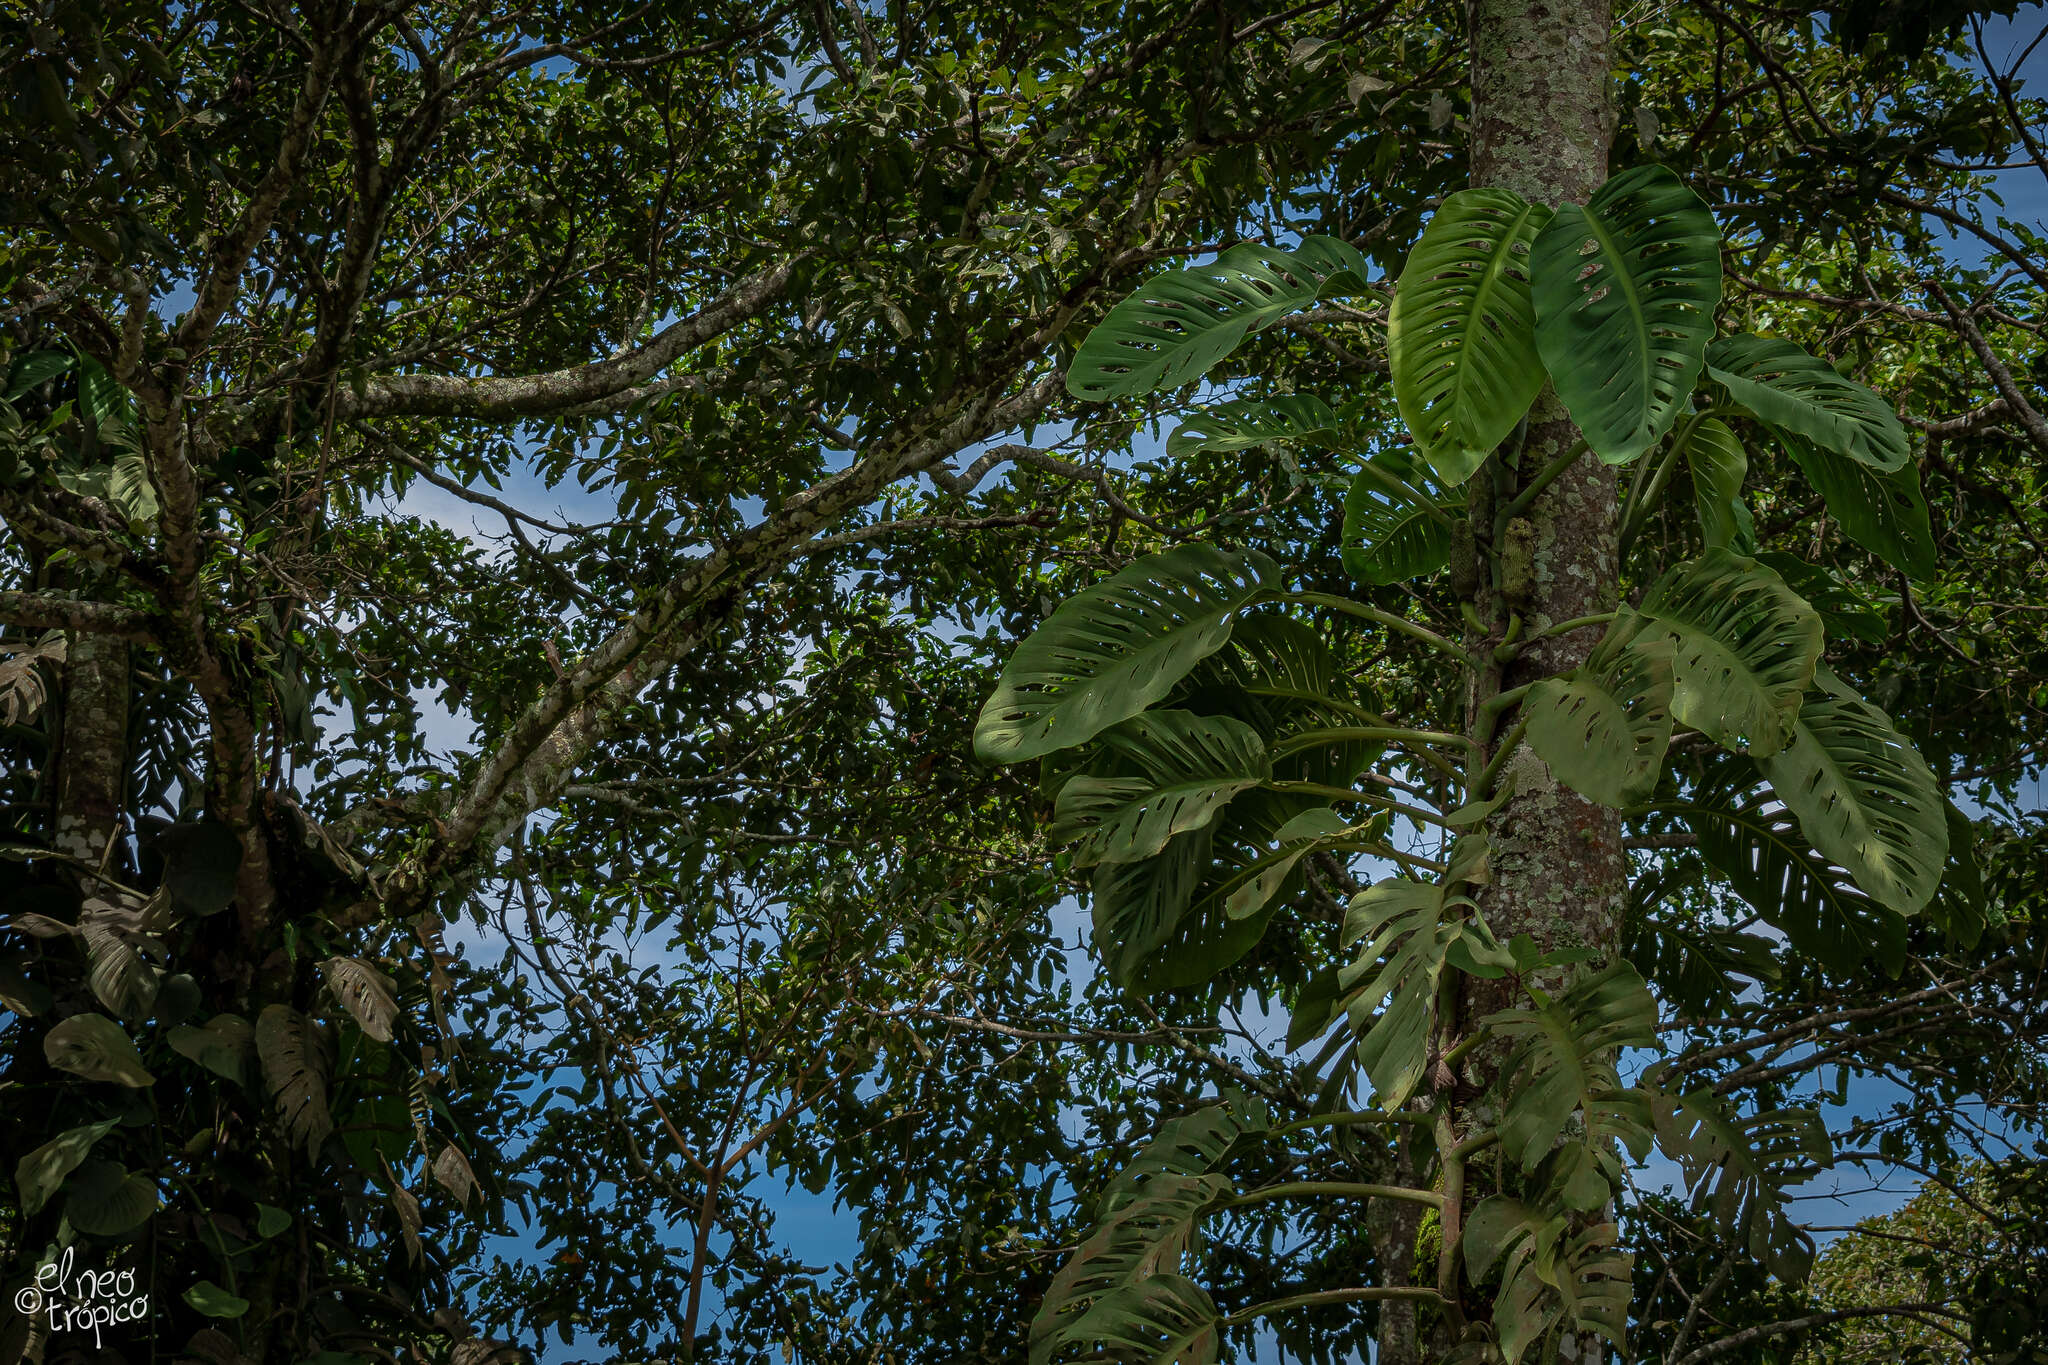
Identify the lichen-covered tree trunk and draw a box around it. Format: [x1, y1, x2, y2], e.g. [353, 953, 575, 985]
[1452, 0, 1622, 1351]
[54, 629, 130, 872]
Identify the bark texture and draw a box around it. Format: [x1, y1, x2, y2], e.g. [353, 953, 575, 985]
[1454, 0, 1623, 1354]
[54, 630, 129, 870]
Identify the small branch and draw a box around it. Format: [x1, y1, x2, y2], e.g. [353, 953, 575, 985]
[0, 592, 155, 640]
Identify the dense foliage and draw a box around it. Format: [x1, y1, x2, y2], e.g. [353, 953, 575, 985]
[0, 1, 2043, 1363]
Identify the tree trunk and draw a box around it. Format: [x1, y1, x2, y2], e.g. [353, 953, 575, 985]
[55, 629, 130, 873]
[1454, 0, 1621, 1354]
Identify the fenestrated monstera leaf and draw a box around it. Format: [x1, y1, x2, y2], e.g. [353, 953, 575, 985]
[1165, 394, 1340, 457]
[1091, 825, 1217, 989]
[1707, 333, 1910, 471]
[1533, 164, 1722, 464]
[1481, 964, 1659, 1171]
[1648, 1087, 1829, 1283]
[320, 956, 400, 1043]
[1342, 446, 1463, 586]
[1685, 416, 1754, 552]
[168, 1012, 255, 1084]
[1067, 237, 1371, 402]
[976, 546, 1284, 763]
[1673, 759, 1910, 975]
[257, 1004, 333, 1154]
[1046, 1272, 1222, 1365]
[1632, 548, 1822, 757]
[1780, 430, 1937, 581]
[1052, 712, 1271, 865]
[1033, 1173, 1233, 1364]
[1523, 625, 1674, 807]
[1097, 1096, 1269, 1215]
[1388, 187, 1553, 485]
[1462, 1198, 1633, 1365]
[1756, 667, 1947, 915]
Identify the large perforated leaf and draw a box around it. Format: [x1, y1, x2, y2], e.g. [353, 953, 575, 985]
[1523, 626, 1674, 807]
[1674, 762, 1910, 975]
[1481, 963, 1659, 1170]
[1045, 1271, 1222, 1365]
[1757, 668, 1947, 915]
[976, 545, 1283, 763]
[1632, 548, 1821, 757]
[1707, 333, 1909, 471]
[1388, 188, 1552, 484]
[1052, 712, 1271, 865]
[1033, 1175, 1230, 1364]
[1533, 165, 1722, 464]
[1341, 446, 1463, 586]
[1068, 237, 1372, 402]
[1648, 1088, 1829, 1283]
[1164, 394, 1340, 457]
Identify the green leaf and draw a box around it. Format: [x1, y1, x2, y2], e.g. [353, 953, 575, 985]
[1756, 667, 1947, 915]
[976, 545, 1283, 763]
[1463, 1199, 1633, 1365]
[45, 1013, 155, 1087]
[1707, 333, 1909, 471]
[80, 905, 160, 1022]
[1164, 394, 1339, 457]
[1388, 188, 1553, 484]
[1099, 1096, 1268, 1215]
[1685, 416, 1754, 552]
[1754, 551, 1889, 642]
[77, 357, 137, 431]
[1677, 763, 1910, 975]
[15, 1119, 120, 1216]
[106, 451, 158, 526]
[168, 1012, 255, 1084]
[1780, 430, 1937, 580]
[3, 350, 73, 401]
[1090, 825, 1216, 989]
[1649, 1089, 1828, 1282]
[1053, 1272, 1221, 1365]
[1067, 237, 1371, 401]
[1052, 712, 1271, 865]
[1532, 164, 1722, 464]
[1481, 963, 1659, 1170]
[184, 1281, 251, 1319]
[1925, 800, 1989, 948]
[63, 1159, 160, 1237]
[256, 1202, 292, 1239]
[1341, 447, 1462, 586]
[1633, 548, 1821, 757]
[320, 956, 400, 1044]
[257, 1004, 332, 1154]
[1523, 626, 1674, 807]
[1223, 806, 1350, 920]
[1032, 1176, 1231, 1364]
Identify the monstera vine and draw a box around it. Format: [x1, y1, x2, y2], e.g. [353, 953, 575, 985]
[975, 166, 1966, 1363]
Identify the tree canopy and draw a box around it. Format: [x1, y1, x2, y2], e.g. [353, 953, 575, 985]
[1, 2, 2044, 1363]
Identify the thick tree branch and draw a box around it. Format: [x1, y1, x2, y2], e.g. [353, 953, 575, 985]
[0, 592, 155, 640]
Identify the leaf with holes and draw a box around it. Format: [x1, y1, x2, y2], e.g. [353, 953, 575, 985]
[1707, 333, 1909, 471]
[1463, 1199, 1633, 1365]
[1686, 416, 1754, 552]
[1068, 237, 1371, 401]
[45, 1013, 154, 1087]
[16, 1120, 120, 1216]
[1164, 394, 1341, 457]
[1780, 430, 1936, 580]
[1633, 548, 1821, 757]
[976, 545, 1283, 763]
[1533, 164, 1722, 464]
[1757, 667, 1946, 915]
[1048, 1271, 1222, 1365]
[1523, 627, 1673, 807]
[1031, 1176, 1232, 1365]
[1648, 1088, 1828, 1282]
[1388, 188, 1553, 484]
[1481, 964, 1659, 1171]
[80, 905, 159, 1022]
[1052, 712, 1271, 865]
[1676, 760, 1910, 975]
[1223, 806, 1352, 919]
[1342, 446, 1463, 586]
[257, 1005, 332, 1154]
[1098, 1096, 1268, 1216]
[321, 956, 400, 1043]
